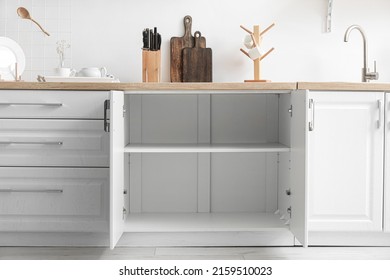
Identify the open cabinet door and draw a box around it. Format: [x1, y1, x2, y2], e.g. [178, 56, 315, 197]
[290, 90, 309, 247]
[109, 91, 125, 249]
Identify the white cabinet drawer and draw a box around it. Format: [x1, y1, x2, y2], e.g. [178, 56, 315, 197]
[0, 91, 108, 119]
[0, 119, 109, 167]
[0, 167, 109, 232]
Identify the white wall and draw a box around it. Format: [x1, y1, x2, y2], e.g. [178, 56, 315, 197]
[2, 0, 390, 82]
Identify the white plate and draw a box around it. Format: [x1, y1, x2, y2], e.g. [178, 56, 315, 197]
[42, 76, 120, 83]
[0, 37, 25, 81]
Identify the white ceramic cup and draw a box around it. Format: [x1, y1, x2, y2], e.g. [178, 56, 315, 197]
[243, 34, 254, 49]
[54, 67, 76, 77]
[76, 67, 107, 77]
[248, 47, 262, 60]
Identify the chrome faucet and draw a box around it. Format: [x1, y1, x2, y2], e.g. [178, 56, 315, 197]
[344, 25, 378, 82]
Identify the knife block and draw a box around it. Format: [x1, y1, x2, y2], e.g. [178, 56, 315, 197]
[142, 50, 161, 83]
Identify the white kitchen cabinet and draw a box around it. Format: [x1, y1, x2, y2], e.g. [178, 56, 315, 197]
[307, 91, 384, 232]
[109, 90, 308, 248]
[0, 90, 110, 245]
[0, 119, 109, 167]
[0, 167, 109, 232]
[0, 91, 108, 119]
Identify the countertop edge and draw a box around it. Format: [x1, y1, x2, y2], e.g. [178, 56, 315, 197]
[297, 82, 390, 91]
[0, 82, 297, 91]
[2, 82, 390, 91]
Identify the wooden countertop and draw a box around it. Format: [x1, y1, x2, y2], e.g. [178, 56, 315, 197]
[0, 82, 297, 91]
[2, 81, 390, 91]
[298, 82, 390, 91]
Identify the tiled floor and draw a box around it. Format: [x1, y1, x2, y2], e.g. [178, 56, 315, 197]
[1, 246, 390, 260]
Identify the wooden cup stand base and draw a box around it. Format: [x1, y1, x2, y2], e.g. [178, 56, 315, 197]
[240, 23, 275, 83]
[244, 79, 271, 82]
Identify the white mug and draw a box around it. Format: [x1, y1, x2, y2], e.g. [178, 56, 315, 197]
[54, 67, 76, 77]
[248, 47, 262, 60]
[243, 34, 254, 49]
[76, 67, 107, 77]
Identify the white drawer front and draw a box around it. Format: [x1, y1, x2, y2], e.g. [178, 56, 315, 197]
[0, 119, 109, 167]
[0, 167, 109, 232]
[0, 91, 108, 119]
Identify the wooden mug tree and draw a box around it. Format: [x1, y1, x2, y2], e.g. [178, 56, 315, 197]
[240, 23, 275, 82]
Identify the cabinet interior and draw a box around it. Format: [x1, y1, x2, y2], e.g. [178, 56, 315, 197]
[122, 92, 292, 233]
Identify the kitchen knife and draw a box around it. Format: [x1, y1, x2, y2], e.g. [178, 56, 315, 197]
[157, 33, 161, 50]
[142, 28, 149, 49]
[150, 29, 154, 51]
[154, 27, 158, 51]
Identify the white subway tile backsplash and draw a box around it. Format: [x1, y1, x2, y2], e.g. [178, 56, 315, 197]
[31, 44, 45, 57]
[5, 30, 19, 42]
[19, 0, 33, 8]
[19, 31, 33, 45]
[30, 70, 42, 81]
[57, 32, 71, 43]
[6, 19, 19, 31]
[0, 3, 6, 19]
[45, 0, 59, 7]
[45, 6, 59, 19]
[58, 5, 70, 19]
[44, 57, 59, 72]
[19, 20, 33, 32]
[59, 0, 70, 7]
[44, 43, 59, 58]
[31, 57, 44, 70]
[44, 18, 58, 31]
[31, 6, 45, 21]
[6, 2, 17, 18]
[32, 0, 45, 7]
[31, 30, 46, 44]
[58, 19, 70, 32]
[0, 20, 6, 35]
[0, 0, 72, 81]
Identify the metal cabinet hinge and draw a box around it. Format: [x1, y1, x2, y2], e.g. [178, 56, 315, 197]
[123, 106, 126, 118]
[287, 206, 292, 218]
[308, 99, 315, 131]
[123, 207, 127, 220]
[288, 105, 293, 117]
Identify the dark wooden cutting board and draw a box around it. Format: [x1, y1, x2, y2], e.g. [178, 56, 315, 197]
[170, 15, 206, 82]
[182, 31, 212, 82]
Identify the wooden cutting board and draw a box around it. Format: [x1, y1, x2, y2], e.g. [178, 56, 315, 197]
[170, 15, 206, 82]
[182, 31, 212, 83]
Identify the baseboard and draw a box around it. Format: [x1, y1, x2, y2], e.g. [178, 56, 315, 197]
[309, 231, 390, 246]
[0, 232, 109, 247]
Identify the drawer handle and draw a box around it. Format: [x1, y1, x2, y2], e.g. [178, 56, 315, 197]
[0, 141, 63, 145]
[0, 102, 63, 107]
[0, 189, 63, 193]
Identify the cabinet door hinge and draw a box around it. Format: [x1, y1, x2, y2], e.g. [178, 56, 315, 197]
[288, 105, 293, 117]
[123, 207, 127, 220]
[123, 106, 126, 118]
[287, 206, 292, 218]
